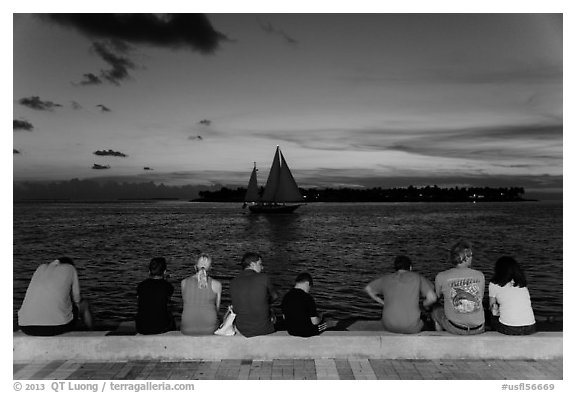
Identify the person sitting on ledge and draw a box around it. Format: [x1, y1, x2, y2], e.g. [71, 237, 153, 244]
[230, 252, 278, 337]
[180, 253, 222, 335]
[489, 256, 536, 335]
[135, 257, 175, 335]
[365, 255, 437, 334]
[431, 240, 485, 335]
[281, 272, 329, 337]
[18, 257, 93, 336]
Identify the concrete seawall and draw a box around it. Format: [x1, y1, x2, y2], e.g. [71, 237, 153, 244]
[13, 331, 562, 362]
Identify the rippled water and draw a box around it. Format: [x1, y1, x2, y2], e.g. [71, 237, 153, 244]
[13, 201, 563, 324]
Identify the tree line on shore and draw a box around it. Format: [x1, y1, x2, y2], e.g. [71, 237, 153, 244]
[198, 185, 527, 202]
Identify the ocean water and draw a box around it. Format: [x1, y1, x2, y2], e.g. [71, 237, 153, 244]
[13, 201, 563, 324]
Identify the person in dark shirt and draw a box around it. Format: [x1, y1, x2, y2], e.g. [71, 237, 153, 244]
[281, 272, 327, 337]
[135, 257, 175, 335]
[230, 252, 278, 337]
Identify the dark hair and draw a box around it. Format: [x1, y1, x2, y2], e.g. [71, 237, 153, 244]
[393, 255, 412, 271]
[295, 272, 313, 286]
[240, 252, 261, 268]
[449, 239, 473, 266]
[491, 256, 527, 288]
[149, 257, 167, 276]
[57, 257, 75, 266]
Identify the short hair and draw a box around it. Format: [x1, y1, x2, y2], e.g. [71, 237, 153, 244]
[295, 272, 313, 286]
[393, 255, 412, 271]
[449, 240, 473, 266]
[149, 257, 167, 276]
[491, 256, 527, 288]
[240, 252, 261, 268]
[57, 257, 74, 266]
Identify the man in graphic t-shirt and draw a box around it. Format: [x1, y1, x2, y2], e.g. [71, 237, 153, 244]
[432, 240, 485, 335]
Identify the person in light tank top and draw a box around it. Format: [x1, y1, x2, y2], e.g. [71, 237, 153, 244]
[489, 256, 536, 335]
[180, 254, 222, 335]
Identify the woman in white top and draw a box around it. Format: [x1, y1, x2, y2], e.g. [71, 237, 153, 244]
[489, 256, 536, 335]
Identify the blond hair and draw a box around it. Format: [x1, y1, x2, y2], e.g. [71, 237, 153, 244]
[196, 254, 212, 289]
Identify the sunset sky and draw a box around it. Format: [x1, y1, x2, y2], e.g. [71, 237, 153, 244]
[12, 13, 563, 196]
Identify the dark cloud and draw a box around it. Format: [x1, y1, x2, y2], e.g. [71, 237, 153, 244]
[94, 149, 127, 157]
[92, 164, 111, 170]
[14, 149, 21, 154]
[78, 73, 103, 86]
[188, 135, 203, 141]
[96, 104, 111, 112]
[91, 41, 136, 85]
[71, 101, 83, 110]
[143, 167, 153, 171]
[259, 20, 298, 45]
[13, 119, 34, 131]
[18, 96, 62, 111]
[42, 14, 229, 54]
[198, 119, 211, 126]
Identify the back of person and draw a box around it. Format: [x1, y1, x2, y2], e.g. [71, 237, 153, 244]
[436, 266, 485, 327]
[18, 261, 79, 328]
[181, 276, 218, 335]
[231, 269, 275, 337]
[281, 287, 318, 337]
[489, 282, 535, 326]
[377, 271, 431, 333]
[136, 278, 174, 334]
[488, 256, 536, 335]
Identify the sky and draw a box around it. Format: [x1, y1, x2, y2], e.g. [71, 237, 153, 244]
[12, 13, 563, 196]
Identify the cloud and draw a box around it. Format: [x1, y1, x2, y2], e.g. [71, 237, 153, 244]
[96, 104, 111, 112]
[143, 167, 153, 171]
[13, 119, 34, 131]
[77, 73, 103, 86]
[259, 20, 298, 45]
[42, 14, 229, 54]
[344, 64, 562, 86]
[71, 101, 83, 110]
[92, 164, 110, 170]
[383, 124, 563, 161]
[94, 149, 127, 157]
[13, 149, 21, 154]
[198, 119, 211, 126]
[18, 96, 62, 111]
[188, 135, 203, 141]
[91, 41, 137, 85]
[253, 122, 562, 163]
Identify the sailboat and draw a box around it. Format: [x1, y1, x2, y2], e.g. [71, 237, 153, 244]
[243, 146, 304, 213]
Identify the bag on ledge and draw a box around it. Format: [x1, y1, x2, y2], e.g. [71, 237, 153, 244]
[214, 305, 236, 336]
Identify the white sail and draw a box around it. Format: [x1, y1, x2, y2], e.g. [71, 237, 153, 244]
[244, 165, 260, 202]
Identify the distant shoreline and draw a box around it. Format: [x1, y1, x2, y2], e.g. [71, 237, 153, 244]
[13, 198, 539, 204]
[12, 185, 537, 203]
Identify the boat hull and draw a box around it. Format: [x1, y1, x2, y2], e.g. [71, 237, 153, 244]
[248, 204, 302, 214]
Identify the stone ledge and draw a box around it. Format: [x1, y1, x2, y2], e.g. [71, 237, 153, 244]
[13, 331, 562, 361]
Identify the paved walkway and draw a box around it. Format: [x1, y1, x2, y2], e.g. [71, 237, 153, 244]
[13, 358, 562, 380]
